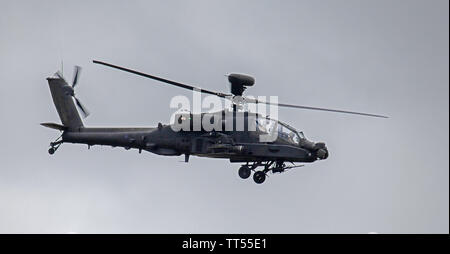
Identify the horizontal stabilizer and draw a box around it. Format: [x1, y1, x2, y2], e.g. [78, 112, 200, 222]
[40, 122, 67, 131]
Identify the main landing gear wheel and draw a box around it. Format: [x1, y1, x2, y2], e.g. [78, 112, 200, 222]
[238, 165, 251, 179]
[253, 171, 266, 184]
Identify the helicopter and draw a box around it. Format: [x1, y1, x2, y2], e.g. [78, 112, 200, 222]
[41, 60, 387, 184]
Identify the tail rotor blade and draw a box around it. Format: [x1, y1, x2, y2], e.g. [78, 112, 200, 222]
[74, 97, 90, 118]
[72, 66, 81, 88]
[55, 71, 64, 80]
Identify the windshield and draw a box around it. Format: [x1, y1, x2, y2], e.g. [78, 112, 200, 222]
[278, 123, 301, 144]
[256, 117, 302, 145]
[298, 131, 305, 139]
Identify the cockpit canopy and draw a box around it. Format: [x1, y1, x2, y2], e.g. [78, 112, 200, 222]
[172, 111, 305, 145]
[255, 117, 304, 145]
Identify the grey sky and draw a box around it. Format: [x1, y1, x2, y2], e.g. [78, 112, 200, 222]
[0, 0, 448, 233]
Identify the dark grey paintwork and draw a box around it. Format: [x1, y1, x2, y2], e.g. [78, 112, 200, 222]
[47, 77, 83, 130]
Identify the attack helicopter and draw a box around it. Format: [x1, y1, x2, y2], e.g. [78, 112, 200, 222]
[41, 60, 387, 184]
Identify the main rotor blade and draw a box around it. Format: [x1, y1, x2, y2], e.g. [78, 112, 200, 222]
[72, 66, 81, 88]
[74, 97, 90, 118]
[246, 98, 388, 118]
[93, 60, 231, 98]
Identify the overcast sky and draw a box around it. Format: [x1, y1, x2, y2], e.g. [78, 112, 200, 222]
[0, 0, 448, 233]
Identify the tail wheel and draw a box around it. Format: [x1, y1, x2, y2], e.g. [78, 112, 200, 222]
[253, 171, 266, 184]
[238, 165, 251, 179]
[48, 137, 62, 155]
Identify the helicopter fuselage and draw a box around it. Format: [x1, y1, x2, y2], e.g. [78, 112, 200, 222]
[61, 111, 329, 164]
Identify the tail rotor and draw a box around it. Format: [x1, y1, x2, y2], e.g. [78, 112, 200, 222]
[55, 66, 90, 118]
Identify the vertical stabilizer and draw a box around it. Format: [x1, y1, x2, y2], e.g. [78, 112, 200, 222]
[47, 77, 84, 130]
